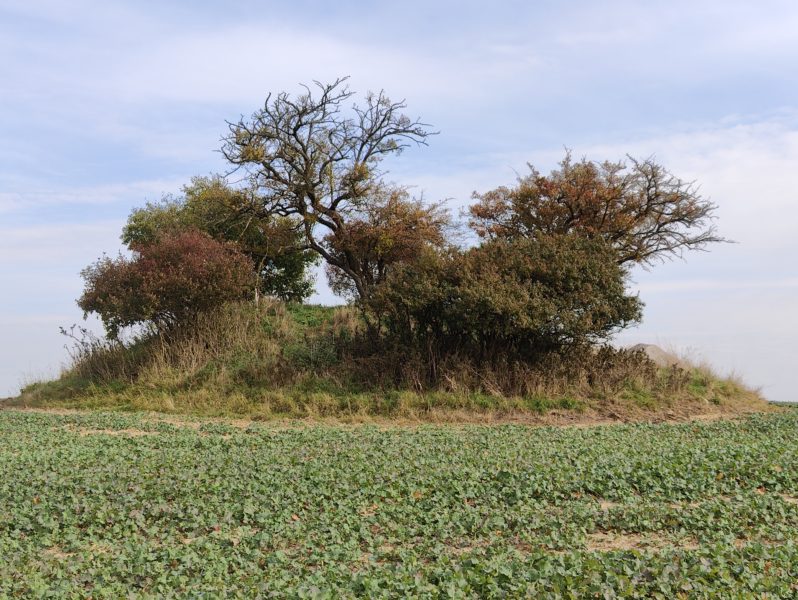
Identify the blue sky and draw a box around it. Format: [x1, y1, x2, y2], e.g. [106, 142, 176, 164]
[1, 0, 796, 401]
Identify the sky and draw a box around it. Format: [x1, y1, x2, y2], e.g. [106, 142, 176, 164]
[1, 0, 796, 401]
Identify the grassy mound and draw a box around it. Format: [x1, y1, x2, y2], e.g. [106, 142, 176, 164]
[9, 301, 769, 421]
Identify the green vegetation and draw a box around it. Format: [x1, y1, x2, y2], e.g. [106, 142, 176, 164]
[369, 235, 642, 360]
[13, 302, 765, 420]
[2, 75, 777, 598]
[1, 409, 797, 597]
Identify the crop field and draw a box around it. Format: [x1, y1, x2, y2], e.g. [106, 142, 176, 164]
[1, 410, 798, 598]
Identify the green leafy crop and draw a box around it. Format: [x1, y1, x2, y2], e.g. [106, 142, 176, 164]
[1, 410, 797, 597]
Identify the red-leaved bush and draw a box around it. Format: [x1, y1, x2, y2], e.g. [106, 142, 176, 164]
[79, 230, 253, 337]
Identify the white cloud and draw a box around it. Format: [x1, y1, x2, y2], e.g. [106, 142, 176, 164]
[585, 115, 798, 402]
[0, 217, 122, 396]
[104, 26, 526, 111]
[0, 178, 187, 214]
[575, 114, 798, 255]
[0, 220, 124, 264]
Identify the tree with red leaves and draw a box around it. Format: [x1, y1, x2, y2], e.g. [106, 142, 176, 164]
[79, 230, 253, 337]
[323, 185, 449, 299]
[469, 152, 725, 266]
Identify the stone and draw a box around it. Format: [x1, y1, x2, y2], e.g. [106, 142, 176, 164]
[629, 344, 684, 368]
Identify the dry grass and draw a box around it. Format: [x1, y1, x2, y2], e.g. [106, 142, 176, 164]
[9, 300, 771, 422]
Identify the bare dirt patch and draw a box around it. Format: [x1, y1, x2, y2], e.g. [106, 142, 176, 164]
[43, 546, 73, 560]
[88, 542, 114, 554]
[4, 407, 84, 416]
[586, 531, 699, 552]
[77, 428, 157, 437]
[732, 537, 790, 549]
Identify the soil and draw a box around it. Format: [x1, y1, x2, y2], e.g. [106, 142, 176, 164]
[1, 400, 780, 429]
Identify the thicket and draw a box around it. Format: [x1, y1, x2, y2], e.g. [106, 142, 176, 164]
[28, 78, 745, 416]
[368, 236, 642, 364]
[21, 299, 762, 419]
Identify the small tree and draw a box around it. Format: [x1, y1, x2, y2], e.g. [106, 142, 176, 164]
[79, 230, 253, 337]
[469, 152, 725, 266]
[122, 176, 316, 302]
[324, 185, 450, 299]
[221, 78, 435, 299]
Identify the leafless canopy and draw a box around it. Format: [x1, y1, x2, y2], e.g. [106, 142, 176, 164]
[221, 77, 434, 298]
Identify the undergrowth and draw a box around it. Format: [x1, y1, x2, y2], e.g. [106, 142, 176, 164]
[11, 301, 768, 420]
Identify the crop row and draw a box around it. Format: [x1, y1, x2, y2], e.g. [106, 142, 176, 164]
[1, 410, 797, 597]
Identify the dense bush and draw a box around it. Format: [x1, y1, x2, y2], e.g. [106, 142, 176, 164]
[369, 235, 642, 362]
[122, 176, 316, 302]
[79, 230, 253, 337]
[25, 300, 752, 415]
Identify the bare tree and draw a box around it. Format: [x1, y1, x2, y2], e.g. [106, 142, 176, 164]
[469, 152, 727, 266]
[221, 77, 435, 299]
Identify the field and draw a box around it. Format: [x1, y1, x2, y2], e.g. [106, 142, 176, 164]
[2, 409, 798, 598]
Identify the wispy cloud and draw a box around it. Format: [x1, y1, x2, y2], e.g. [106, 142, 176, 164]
[0, 178, 188, 214]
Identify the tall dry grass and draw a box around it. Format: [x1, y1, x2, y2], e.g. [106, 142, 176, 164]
[13, 300, 769, 419]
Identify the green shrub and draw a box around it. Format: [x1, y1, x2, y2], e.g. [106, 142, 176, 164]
[369, 235, 642, 363]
